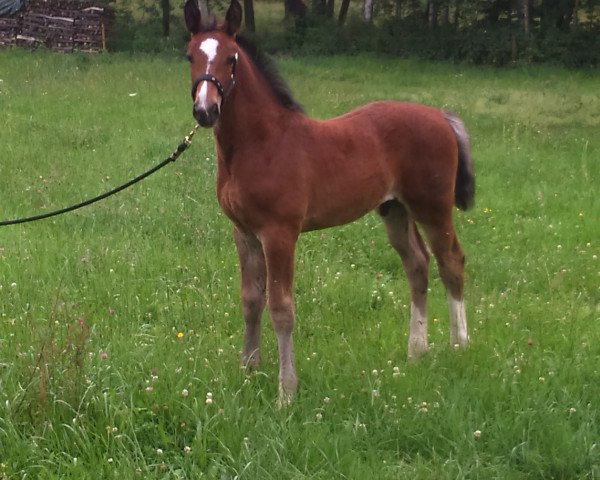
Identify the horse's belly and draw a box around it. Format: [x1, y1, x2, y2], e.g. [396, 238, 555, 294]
[301, 175, 390, 231]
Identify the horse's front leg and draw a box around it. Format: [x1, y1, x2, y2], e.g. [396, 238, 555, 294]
[259, 226, 299, 407]
[233, 227, 266, 369]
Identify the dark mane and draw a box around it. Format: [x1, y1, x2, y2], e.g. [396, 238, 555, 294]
[235, 35, 304, 113]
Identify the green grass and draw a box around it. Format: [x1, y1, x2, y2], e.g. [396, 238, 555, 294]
[1, 49, 599, 478]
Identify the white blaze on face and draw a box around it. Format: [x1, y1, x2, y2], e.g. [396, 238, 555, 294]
[196, 38, 220, 109]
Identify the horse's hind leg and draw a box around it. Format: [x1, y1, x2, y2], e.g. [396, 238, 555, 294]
[379, 201, 430, 361]
[421, 219, 469, 348]
[233, 227, 266, 369]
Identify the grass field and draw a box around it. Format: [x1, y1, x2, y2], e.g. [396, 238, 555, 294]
[1, 48, 599, 478]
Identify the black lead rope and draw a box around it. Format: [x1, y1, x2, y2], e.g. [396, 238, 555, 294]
[0, 125, 199, 227]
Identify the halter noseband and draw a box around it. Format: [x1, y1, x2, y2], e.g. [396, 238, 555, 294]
[191, 57, 237, 104]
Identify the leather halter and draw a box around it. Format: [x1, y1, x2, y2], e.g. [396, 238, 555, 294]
[191, 57, 237, 104]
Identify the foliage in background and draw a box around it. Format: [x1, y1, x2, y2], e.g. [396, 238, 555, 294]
[97, 0, 600, 67]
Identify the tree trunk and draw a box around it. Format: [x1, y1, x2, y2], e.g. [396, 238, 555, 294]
[161, 0, 170, 37]
[244, 0, 255, 31]
[285, 0, 307, 18]
[363, 0, 374, 23]
[326, 0, 335, 17]
[427, 0, 437, 28]
[523, 0, 529, 34]
[453, 0, 460, 27]
[441, 0, 449, 25]
[338, 0, 350, 24]
[198, 0, 209, 22]
[312, 0, 326, 15]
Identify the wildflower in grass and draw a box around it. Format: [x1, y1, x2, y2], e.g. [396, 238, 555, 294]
[176, 332, 184, 339]
[473, 430, 482, 438]
[316, 412, 323, 421]
[372, 389, 380, 398]
[205, 392, 213, 405]
[569, 407, 577, 414]
[419, 402, 428, 412]
[107, 457, 113, 464]
[392, 366, 401, 378]
[99, 351, 108, 360]
[181, 388, 189, 397]
[156, 448, 163, 455]
[372, 369, 379, 377]
[323, 396, 330, 404]
[145, 386, 153, 393]
[183, 446, 191, 454]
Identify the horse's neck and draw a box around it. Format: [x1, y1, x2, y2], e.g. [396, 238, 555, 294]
[215, 57, 295, 157]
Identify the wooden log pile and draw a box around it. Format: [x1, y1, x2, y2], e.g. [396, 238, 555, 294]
[0, 16, 18, 47]
[0, 0, 109, 53]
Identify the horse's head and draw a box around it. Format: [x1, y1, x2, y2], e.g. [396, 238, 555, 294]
[184, 0, 242, 128]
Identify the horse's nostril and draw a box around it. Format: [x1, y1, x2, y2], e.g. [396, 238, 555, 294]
[193, 103, 218, 127]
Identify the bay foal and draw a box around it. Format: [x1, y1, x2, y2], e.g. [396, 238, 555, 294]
[184, 0, 475, 405]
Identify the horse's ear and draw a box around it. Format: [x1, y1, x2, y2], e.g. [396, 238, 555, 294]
[224, 0, 242, 36]
[184, 0, 202, 34]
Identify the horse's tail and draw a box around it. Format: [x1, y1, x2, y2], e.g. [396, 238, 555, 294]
[444, 111, 475, 211]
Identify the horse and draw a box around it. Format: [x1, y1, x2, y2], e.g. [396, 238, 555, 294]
[183, 0, 475, 405]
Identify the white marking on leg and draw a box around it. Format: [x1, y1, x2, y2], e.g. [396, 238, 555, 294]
[408, 301, 428, 361]
[447, 295, 468, 347]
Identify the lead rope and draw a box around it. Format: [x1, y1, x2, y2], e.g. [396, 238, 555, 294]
[0, 125, 200, 227]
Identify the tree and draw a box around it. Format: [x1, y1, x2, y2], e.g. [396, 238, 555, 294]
[161, 0, 170, 36]
[363, 0, 374, 22]
[284, 0, 307, 19]
[338, 0, 350, 23]
[243, 0, 255, 31]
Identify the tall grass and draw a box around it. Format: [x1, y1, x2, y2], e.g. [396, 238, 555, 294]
[0, 49, 599, 478]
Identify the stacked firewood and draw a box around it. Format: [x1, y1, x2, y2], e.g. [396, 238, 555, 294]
[0, 0, 109, 53]
[0, 17, 19, 47]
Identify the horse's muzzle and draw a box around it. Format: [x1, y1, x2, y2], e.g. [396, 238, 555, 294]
[193, 103, 219, 128]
